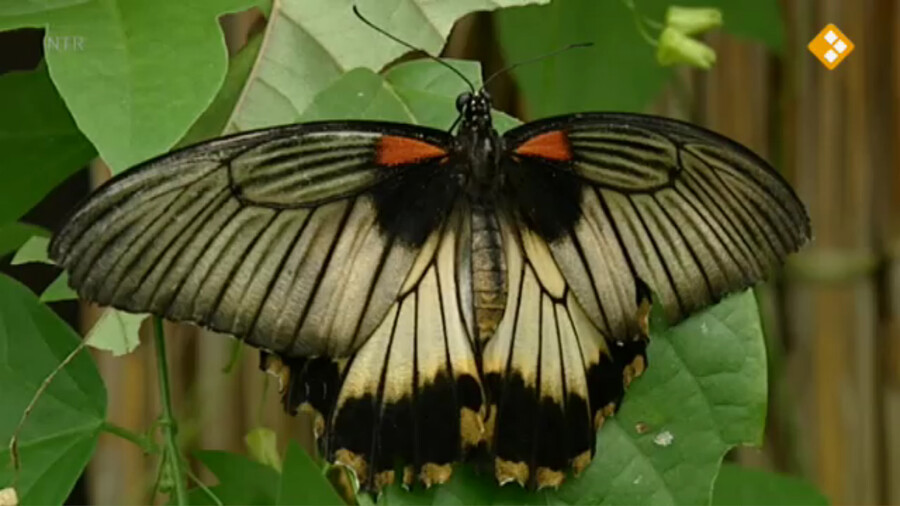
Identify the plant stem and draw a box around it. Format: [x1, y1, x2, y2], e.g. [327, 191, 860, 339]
[101, 422, 156, 453]
[187, 466, 224, 506]
[153, 317, 187, 505]
[621, 0, 660, 46]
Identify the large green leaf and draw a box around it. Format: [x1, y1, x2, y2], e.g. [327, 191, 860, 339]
[0, 0, 87, 17]
[0, 66, 94, 225]
[0, 0, 264, 173]
[381, 290, 767, 505]
[189, 450, 280, 505]
[277, 441, 344, 505]
[0, 274, 106, 505]
[300, 59, 519, 131]
[496, 0, 783, 118]
[554, 291, 767, 505]
[712, 464, 828, 506]
[225, 0, 548, 132]
[179, 33, 264, 147]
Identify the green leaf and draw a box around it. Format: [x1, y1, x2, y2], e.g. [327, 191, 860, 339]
[300, 60, 519, 132]
[226, 0, 547, 132]
[383, 60, 520, 133]
[39, 272, 77, 303]
[0, 273, 106, 505]
[380, 466, 529, 505]
[496, 0, 672, 118]
[189, 450, 280, 505]
[0, 223, 48, 258]
[10, 236, 52, 266]
[179, 33, 265, 147]
[0, 0, 87, 17]
[554, 290, 766, 505]
[0, 0, 262, 173]
[0, 66, 94, 224]
[83, 309, 146, 356]
[245, 426, 282, 472]
[382, 291, 766, 505]
[712, 464, 829, 506]
[277, 441, 344, 505]
[299, 68, 417, 124]
[496, 0, 783, 118]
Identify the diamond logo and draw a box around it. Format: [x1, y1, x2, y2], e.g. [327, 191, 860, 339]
[808, 24, 854, 70]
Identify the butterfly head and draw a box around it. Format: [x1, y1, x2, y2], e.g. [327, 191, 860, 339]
[456, 90, 493, 128]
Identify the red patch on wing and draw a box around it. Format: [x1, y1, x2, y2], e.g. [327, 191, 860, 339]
[376, 136, 448, 166]
[513, 130, 572, 161]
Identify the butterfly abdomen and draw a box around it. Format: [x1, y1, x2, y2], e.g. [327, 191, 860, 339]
[470, 202, 507, 342]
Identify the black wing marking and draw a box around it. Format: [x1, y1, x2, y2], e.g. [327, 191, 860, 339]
[50, 121, 459, 357]
[502, 112, 810, 338]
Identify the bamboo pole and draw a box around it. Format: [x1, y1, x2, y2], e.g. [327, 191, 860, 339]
[781, 0, 883, 503]
[880, 0, 900, 503]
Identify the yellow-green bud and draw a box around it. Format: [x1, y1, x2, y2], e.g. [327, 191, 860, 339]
[665, 6, 723, 35]
[656, 27, 717, 69]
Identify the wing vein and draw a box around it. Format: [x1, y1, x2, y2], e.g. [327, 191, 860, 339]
[287, 198, 356, 351]
[627, 196, 686, 315]
[247, 210, 315, 342]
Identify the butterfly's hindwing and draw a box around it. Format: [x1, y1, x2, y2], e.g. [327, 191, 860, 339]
[482, 211, 649, 489]
[49, 122, 458, 358]
[323, 202, 486, 489]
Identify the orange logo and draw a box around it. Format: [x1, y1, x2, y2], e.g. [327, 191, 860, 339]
[808, 24, 854, 70]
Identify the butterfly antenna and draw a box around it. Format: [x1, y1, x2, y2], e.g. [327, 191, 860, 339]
[352, 5, 476, 93]
[482, 42, 593, 90]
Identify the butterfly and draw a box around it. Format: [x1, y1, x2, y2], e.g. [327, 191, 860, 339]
[49, 70, 810, 491]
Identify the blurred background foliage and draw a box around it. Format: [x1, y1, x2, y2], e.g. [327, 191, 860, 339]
[0, 0, 896, 504]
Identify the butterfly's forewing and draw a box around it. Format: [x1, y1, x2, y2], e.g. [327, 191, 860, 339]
[487, 113, 809, 486]
[503, 112, 809, 338]
[49, 122, 459, 358]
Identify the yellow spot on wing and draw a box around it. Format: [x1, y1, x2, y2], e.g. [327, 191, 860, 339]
[334, 449, 368, 487]
[572, 451, 592, 476]
[461, 407, 486, 448]
[420, 463, 453, 487]
[374, 470, 395, 490]
[495, 458, 529, 486]
[536, 467, 566, 489]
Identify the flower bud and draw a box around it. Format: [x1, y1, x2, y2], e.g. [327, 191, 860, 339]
[665, 6, 723, 35]
[656, 27, 717, 69]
